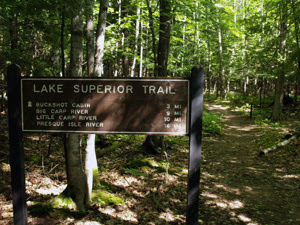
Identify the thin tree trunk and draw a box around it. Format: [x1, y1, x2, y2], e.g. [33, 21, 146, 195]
[65, 0, 88, 210]
[291, 0, 300, 103]
[205, 5, 212, 95]
[131, 7, 140, 77]
[143, 0, 172, 153]
[139, 19, 144, 77]
[10, 15, 18, 51]
[181, 15, 186, 70]
[114, 0, 122, 77]
[65, 134, 87, 210]
[85, 133, 97, 202]
[95, 0, 108, 77]
[86, 0, 95, 77]
[146, 0, 157, 76]
[84, 0, 98, 203]
[121, 0, 130, 77]
[216, 6, 225, 97]
[157, 0, 171, 77]
[272, 1, 288, 120]
[61, 5, 66, 77]
[91, 0, 109, 201]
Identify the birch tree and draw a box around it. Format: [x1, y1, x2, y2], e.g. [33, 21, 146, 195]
[84, 0, 98, 203]
[95, 0, 109, 77]
[216, 3, 225, 97]
[131, 6, 141, 77]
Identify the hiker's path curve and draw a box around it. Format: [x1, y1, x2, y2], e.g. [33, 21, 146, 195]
[200, 104, 300, 225]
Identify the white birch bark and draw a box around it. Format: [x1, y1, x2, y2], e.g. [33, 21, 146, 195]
[131, 7, 141, 77]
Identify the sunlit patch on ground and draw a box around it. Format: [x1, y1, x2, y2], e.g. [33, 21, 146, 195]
[1, 103, 299, 224]
[201, 191, 218, 199]
[0, 201, 13, 221]
[159, 208, 185, 223]
[98, 206, 139, 223]
[25, 172, 67, 197]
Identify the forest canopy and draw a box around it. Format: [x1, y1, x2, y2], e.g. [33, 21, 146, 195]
[0, 0, 299, 80]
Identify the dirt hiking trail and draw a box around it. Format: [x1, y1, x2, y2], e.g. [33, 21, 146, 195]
[0, 103, 299, 224]
[200, 104, 300, 224]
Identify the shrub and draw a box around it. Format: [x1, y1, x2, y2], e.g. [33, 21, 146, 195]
[202, 110, 223, 136]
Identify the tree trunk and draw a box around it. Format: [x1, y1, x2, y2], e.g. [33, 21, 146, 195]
[84, 0, 98, 203]
[291, 0, 300, 103]
[64, 134, 88, 210]
[216, 6, 225, 98]
[205, 5, 212, 96]
[143, 0, 172, 153]
[157, 0, 171, 77]
[61, 5, 66, 77]
[146, 0, 157, 77]
[84, 133, 98, 202]
[114, 0, 122, 77]
[272, 1, 287, 120]
[142, 135, 165, 155]
[130, 7, 140, 77]
[95, 0, 108, 77]
[9, 11, 19, 65]
[139, 20, 144, 77]
[273, 72, 285, 120]
[65, 0, 88, 210]
[121, 0, 130, 77]
[86, 0, 95, 77]
[10, 13, 18, 52]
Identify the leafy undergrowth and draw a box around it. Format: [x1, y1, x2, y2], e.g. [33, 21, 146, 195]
[203, 110, 224, 136]
[1, 102, 300, 224]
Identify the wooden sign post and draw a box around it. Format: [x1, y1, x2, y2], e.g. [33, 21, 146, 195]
[187, 65, 204, 225]
[7, 64, 28, 225]
[7, 64, 203, 225]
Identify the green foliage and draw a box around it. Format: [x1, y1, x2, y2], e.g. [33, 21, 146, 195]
[203, 110, 224, 136]
[225, 93, 246, 106]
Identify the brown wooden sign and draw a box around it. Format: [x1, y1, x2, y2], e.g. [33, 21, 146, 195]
[9, 65, 203, 224]
[21, 78, 189, 135]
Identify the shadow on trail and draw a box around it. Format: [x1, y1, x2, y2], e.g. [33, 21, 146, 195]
[199, 104, 300, 224]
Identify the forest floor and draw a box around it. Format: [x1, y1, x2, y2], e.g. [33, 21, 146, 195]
[0, 103, 300, 224]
